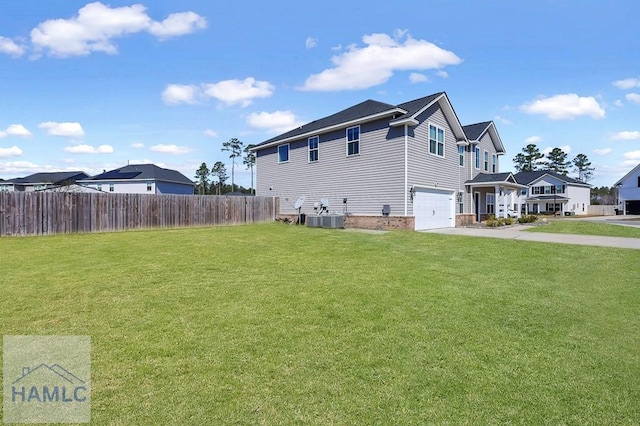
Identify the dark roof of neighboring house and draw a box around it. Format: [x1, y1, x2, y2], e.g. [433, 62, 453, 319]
[462, 121, 492, 140]
[514, 170, 588, 186]
[83, 164, 194, 185]
[526, 194, 570, 201]
[6, 171, 89, 185]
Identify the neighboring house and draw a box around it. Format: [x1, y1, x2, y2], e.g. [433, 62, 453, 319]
[514, 171, 591, 216]
[0, 171, 90, 192]
[77, 164, 194, 195]
[251, 92, 518, 230]
[614, 163, 640, 214]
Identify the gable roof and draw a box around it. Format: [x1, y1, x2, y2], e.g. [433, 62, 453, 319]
[462, 121, 505, 154]
[614, 163, 640, 186]
[6, 171, 89, 185]
[465, 172, 525, 187]
[82, 164, 194, 185]
[514, 170, 589, 186]
[252, 92, 471, 150]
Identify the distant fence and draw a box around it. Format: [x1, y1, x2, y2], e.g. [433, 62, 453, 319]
[0, 192, 278, 237]
[587, 205, 616, 216]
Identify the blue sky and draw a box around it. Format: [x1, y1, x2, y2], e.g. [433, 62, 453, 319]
[1, 0, 639, 188]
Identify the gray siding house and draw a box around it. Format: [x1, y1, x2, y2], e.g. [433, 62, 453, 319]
[252, 92, 512, 230]
[0, 171, 90, 192]
[77, 164, 194, 195]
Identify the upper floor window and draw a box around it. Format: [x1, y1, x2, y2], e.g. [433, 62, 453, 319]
[637, 176, 640, 187]
[429, 124, 444, 157]
[347, 126, 360, 156]
[308, 136, 319, 162]
[109, 183, 114, 192]
[147, 181, 153, 192]
[484, 151, 489, 171]
[474, 146, 480, 169]
[278, 143, 289, 163]
[97, 183, 102, 191]
[458, 145, 465, 167]
[492, 154, 497, 173]
[0, 185, 8, 192]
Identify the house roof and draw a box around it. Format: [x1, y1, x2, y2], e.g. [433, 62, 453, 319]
[614, 163, 640, 186]
[81, 164, 194, 185]
[462, 121, 505, 154]
[5, 171, 89, 185]
[252, 92, 475, 150]
[465, 172, 526, 188]
[514, 170, 589, 186]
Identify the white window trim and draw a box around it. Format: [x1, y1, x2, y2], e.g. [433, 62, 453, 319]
[484, 150, 489, 171]
[346, 125, 360, 157]
[428, 123, 445, 158]
[308, 136, 319, 163]
[486, 193, 495, 214]
[492, 154, 497, 173]
[474, 146, 480, 169]
[277, 143, 290, 163]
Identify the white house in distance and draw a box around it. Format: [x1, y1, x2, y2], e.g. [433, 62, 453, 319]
[77, 164, 194, 195]
[514, 171, 591, 216]
[614, 163, 640, 215]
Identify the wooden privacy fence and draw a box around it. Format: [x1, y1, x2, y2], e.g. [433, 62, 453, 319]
[0, 192, 278, 237]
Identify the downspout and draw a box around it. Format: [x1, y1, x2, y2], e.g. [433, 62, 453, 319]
[404, 124, 409, 216]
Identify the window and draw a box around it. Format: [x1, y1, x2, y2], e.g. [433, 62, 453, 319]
[458, 145, 465, 167]
[492, 154, 497, 173]
[521, 188, 527, 196]
[484, 151, 489, 171]
[109, 183, 114, 192]
[0, 185, 9, 192]
[638, 176, 640, 187]
[147, 181, 153, 192]
[475, 146, 480, 169]
[486, 193, 495, 214]
[97, 183, 102, 191]
[429, 124, 445, 157]
[278, 144, 289, 163]
[546, 203, 561, 212]
[347, 126, 360, 156]
[308, 136, 319, 162]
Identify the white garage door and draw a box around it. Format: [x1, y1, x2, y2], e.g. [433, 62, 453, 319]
[414, 187, 455, 230]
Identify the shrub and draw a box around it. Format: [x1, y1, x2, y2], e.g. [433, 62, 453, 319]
[518, 214, 538, 224]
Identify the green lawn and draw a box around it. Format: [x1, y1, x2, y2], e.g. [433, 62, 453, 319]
[1, 224, 639, 424]
[526, 219, 640, 238]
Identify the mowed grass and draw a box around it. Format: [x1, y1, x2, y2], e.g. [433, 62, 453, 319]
[526, 219, 640, 238]
[1, 224, 639, 424]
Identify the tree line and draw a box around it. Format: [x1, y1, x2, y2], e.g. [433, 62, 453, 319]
[194, 138, 256, 195]
[513, 143, 594, 182]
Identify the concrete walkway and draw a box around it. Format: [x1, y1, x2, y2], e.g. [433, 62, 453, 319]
[423, 224, 640, 250]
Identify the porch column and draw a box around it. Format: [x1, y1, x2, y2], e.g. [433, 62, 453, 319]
[495, 184, 500, 218]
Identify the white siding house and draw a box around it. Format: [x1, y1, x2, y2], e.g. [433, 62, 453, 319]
[514, 171, 591, 216]
[614, 163, 640, 215]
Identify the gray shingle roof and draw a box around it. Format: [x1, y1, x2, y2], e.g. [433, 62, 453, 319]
[465, 172, 514, 184]
[85, 164, 194, 185]
[462, 122, 492, 141]
[514, 170, 587, 186]
[7, 171, 89, 184]
[254, 93, 447, 148]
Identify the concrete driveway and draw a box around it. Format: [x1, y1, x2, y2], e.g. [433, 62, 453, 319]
[422, 221, 640, 250]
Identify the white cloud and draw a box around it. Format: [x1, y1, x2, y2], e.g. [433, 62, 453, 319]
[0, 124, 32, 138]
[39, 121, 85, 137]
[613, 77, 640, 90]
[150, 144, 191, 154]
[130, 142, 144, 149]
[30, 2, 206, 57]
[611, 131, 640, 141]
[202, 77, 275, 107]
[625, 93, 640, 104]
[614, 99, 624, 108]
[623, 150, 640, 161]
[300, 31, 462, 91]
[435, 70, 449, 79]
[203, 129, 218, 137]
[64, 144, 113, 154]
[520, 94, 605, 120]
[148, 11, 207, 39]
[0, 36, 26, 57]
[247, 111, 304, 134]
[594, 148, 612, 156]
[162, 84, 199, 105]
[305, 37, 318, 48]
[409, 72, 430, 83]
[0, 146, 23, 158]
[525, 136, 542, 144]
[493, 115, 512, 125]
